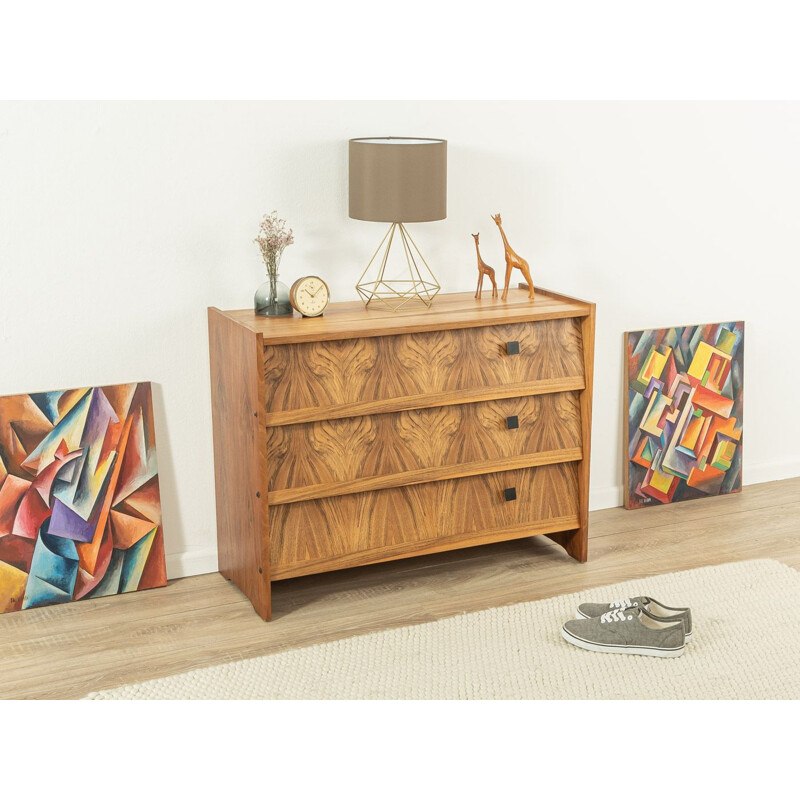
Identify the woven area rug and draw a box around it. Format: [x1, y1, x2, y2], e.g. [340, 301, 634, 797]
[85, 559, 800, 700]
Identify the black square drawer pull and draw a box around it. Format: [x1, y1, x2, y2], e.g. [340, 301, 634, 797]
[504, 487, 517, 502]
[506, 340, 520, 355]
[506, 415, 519, 430]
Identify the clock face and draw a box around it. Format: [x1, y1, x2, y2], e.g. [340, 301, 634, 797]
[292, 276, 330, 317]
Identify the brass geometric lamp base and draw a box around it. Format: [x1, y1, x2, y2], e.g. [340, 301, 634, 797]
[356, 222, 441, 311]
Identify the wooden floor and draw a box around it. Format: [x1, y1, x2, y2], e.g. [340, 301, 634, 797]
[2, 477, 798, 700]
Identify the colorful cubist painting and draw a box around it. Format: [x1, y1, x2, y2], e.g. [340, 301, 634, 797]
[0, 382, 166, 614]
[625, 322, 744, 509]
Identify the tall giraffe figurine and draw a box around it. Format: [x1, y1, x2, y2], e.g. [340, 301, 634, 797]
[472, 233, 498, 299]
[491, 213, 535, 301]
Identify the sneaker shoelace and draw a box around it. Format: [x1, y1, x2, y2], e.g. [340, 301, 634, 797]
[600, 609, 634, 623]
[609, 597, 638, 610]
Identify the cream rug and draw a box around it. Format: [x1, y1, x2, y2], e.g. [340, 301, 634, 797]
[85, 559, 800, 700]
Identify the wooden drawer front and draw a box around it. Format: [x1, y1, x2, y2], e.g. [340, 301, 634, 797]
[269, 461, 579, 577]
[263, 318, 583, 416]
[267, 392, 582, 497]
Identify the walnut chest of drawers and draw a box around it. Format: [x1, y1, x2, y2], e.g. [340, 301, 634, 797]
[208, 288, 595, 620]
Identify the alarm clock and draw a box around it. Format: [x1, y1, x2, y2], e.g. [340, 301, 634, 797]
[289, 276, 330, 318]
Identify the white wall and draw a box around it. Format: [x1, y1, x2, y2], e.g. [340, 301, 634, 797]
[1, 101, 798, 577]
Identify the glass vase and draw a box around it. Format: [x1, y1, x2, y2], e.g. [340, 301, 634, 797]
[255, 272, 292, 317]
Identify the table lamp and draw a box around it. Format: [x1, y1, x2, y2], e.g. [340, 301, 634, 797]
[349, 137, 447, 310]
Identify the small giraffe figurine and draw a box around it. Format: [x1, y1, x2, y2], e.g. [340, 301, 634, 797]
[491, 213, 535, 301]
[472, 233, 498, 299]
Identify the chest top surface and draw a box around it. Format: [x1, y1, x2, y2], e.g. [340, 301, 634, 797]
[212, 288, 593, 346]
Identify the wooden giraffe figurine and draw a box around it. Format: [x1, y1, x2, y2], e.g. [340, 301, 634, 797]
[472, 233, 498, 299]
[491, 213, 535, 301]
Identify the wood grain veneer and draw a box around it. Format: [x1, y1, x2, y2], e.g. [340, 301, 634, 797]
[267, 392, 582, 498]
[264, 317, 583, 416]
[208, 288, 595, 620]
[208, 309, 271, 620]
[268, 448, 583, 506]
[263, 376, 585, 427]
[270, 462, 580, 578]
[218, 289, 590, 345]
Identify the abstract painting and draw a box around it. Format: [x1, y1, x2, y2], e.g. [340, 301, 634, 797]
[0, 382, 166, 613]
[625, 322, 744, 509]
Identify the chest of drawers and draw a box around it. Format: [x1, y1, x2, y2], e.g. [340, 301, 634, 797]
[208, 288, 595, 620]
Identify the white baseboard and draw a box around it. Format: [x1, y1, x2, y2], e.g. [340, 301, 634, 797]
[589, 459, 800, 513]
[166, 548, 219, 580]
[744, 459, 800, 487]
[589, 485, 624, 511]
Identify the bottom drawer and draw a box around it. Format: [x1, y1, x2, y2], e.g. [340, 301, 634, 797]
[270, 461, 579, 578]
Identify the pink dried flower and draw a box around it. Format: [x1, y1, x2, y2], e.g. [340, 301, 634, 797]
[255, 210, 294, 275]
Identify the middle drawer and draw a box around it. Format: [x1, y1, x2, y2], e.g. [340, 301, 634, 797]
[267, 391, 582, 501]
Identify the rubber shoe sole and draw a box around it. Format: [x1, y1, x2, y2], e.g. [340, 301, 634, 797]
[574, 609, 693, 642]
[561, 626, 686, 658]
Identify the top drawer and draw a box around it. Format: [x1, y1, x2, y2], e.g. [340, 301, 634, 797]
[263, 318, 584, 418]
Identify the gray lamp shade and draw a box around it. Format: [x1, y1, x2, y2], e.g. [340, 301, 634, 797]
[349, 137, 447, 223]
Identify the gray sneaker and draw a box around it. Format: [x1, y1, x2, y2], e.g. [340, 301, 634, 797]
[562, 606, 686, 658]
[576, 596, 693, 641]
